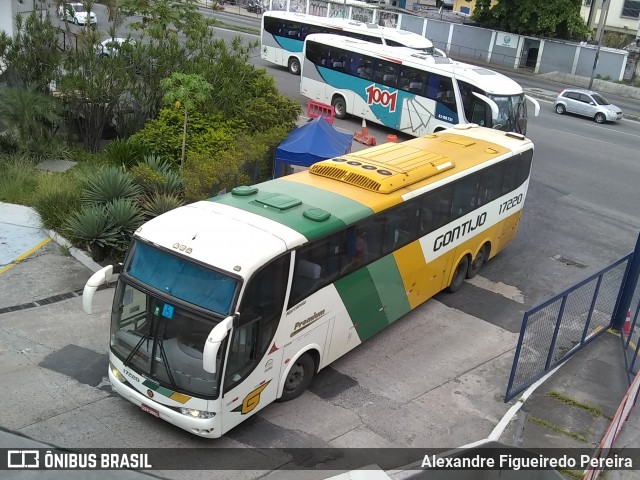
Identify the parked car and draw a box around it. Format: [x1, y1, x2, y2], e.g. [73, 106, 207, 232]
[95, 38, 135, 58]
[58, 2, 97, 26]
[246, 0, 263, 13]
[554, 88, 623, 124]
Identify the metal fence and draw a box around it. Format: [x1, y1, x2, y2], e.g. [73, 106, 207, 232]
[505, 254, 632, 402]
[621, 235, 640, 382]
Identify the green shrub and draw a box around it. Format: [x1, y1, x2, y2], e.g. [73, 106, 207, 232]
[0, 130, 19, 154]
[140, 154, 183, 194]
[105, 138, 149, 168]
[106, 198, 145, 250]
[143, 192, 185, 218]
[64, 204, 120, 261]
[0, 155, 39, 204]
[32, 173, 83, 230]
[183, 149, 249, 201]
[83, 166, 142, 204]
[24, 140, 73, 163]
[130, 163, 168, 195]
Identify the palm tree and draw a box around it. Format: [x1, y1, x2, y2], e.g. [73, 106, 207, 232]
[160, 73, 213, 169]
[0, 88, 63, 152]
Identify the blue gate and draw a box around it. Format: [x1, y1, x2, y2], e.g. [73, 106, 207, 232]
[505, 232, 640, 402]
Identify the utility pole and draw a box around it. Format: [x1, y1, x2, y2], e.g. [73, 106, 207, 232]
[588, 0, 611, 90]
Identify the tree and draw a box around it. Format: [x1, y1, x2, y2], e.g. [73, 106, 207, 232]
[472, 0, 590, 40]
[0, 7, 61, 91]
[161, 73, 213, 169]
[0, 88, 63, 153]
[58, 29, 133, 151]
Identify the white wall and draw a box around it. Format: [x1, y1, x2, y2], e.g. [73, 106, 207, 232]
[0, 0, 17, 37]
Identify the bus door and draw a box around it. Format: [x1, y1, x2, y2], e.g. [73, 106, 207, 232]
[220, 254, 290, 434]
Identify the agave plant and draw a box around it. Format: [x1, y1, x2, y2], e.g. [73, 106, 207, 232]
[65, 204, 120, 261]
[83, 165, 142, 204]
[106, 198, 145, 250]
[105, 138, 149, 168]
[143, 192, 185, 219]
[140, 154, 183, 194]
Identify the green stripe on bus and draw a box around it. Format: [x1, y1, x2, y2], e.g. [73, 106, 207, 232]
[273, 180, 372, 226]
[211, 180, 372, 242]
[335, 267, 389, 341]
[367, 255, 411, 323]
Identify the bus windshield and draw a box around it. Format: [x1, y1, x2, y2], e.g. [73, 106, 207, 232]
[110, 280, 227, 397]
[487, 93, 527, 134]
[126, 241, 238, 316]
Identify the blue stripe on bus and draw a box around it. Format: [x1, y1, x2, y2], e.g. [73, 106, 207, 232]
[275, 36, 304, 53]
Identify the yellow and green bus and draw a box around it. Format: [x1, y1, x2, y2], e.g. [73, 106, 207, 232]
[83, 124, 533, 438]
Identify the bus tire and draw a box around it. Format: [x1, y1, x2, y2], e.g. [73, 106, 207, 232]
[466, 245, 487, 279]
[447, 256, 469, 293]
[288, 57, 301, 75]
[278, 353, 315, 402]
[332, 96, 347, 119]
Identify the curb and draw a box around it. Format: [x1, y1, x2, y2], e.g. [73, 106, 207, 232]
[46, 228, 105, 274]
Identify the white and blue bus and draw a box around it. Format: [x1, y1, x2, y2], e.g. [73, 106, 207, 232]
[300, 34, 540, 136]
[261, 11, 441, 75]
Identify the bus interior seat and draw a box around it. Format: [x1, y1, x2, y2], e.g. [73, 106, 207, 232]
[383, 74, 397, 84]
[332, 61, 343, 69]
[409, 82, 423, 93]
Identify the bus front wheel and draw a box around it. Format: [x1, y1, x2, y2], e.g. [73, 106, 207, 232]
[447, 256, 469, 293]
[278, 353, 315, 402]
[332, 96, 347, 119]
[288, 57, 301, 75]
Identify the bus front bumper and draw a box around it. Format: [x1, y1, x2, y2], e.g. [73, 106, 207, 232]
[108, 368, 222, 438]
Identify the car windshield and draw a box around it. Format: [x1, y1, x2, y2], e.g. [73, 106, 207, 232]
[74, 4, 87, 12]
[591, 93, 610, 105]
[110, 280, 227, 398]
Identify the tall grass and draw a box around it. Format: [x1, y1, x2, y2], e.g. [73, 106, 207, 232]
[0, 155, 39, 204]
[32, 173, 85, 230]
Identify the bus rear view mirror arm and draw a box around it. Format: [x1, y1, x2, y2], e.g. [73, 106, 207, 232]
[525, 95, 540, 116]
[83, 265, 114, 315]
[203, 315, 235, 374]
[472, 92, 499, 118]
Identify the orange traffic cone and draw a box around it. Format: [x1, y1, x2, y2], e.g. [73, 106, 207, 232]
[623, 310, 631, 335]
[354, 118, 376, 146]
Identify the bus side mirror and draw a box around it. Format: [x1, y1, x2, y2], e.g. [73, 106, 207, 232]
[525, 95, 540, 116]
[472, 92, 499, 118]
[83, 265, 114, 315]
[202, 315, 234, 374]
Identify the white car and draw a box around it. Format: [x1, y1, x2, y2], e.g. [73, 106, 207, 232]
[58, 2, 97, 26]
[95, 38, 134, 58]
[554, 88, 623, 124]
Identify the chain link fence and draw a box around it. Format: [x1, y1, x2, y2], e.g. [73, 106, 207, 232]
[505, 255, 632, 402]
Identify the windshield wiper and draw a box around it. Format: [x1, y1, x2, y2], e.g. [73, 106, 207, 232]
[156, 332, 177, 389]
[124, 332, 153, 367]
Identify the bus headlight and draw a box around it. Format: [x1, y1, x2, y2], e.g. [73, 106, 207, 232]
[179, 408, 216, 419]
[110, 364, 126, 383]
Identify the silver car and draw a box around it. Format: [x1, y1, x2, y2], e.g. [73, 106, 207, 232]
[554, 88, 622, 123]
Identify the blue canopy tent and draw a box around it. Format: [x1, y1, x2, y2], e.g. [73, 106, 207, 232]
[274, 116, 352, 178]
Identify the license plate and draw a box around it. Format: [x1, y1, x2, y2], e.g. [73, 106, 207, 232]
[141, 403, 160, 418]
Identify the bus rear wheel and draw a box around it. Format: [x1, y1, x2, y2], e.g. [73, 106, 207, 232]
[278, 353, 315, 402]
[467, 245, 488, 279]
[288, 57, 301, 75]
[448, 256, 469, 293]
[332, 96, 347, 119]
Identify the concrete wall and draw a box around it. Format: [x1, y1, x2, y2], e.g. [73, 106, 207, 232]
[422, 19, 451, 51]
[450, 24, 492, 62]
[0, 0, 17, 37]
[539, 40, 576, 74]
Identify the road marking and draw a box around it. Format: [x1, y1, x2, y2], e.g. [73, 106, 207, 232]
[466, 275, 525, 304]
[0, 237, 51, 276]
